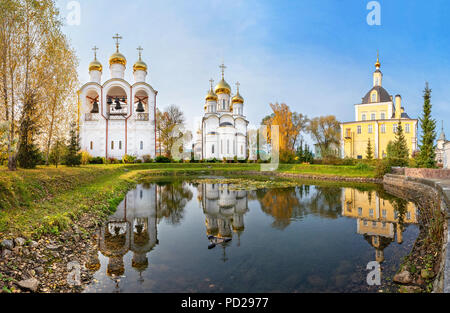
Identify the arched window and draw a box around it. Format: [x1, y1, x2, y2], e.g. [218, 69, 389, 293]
[119, 141, 122, 150]
[227, 140, 230, 154]
[222, 100, 225, 110]
[371, 92, 377, 102]
[140, 141, 144, 150]
[90, 141, 93, 150]
[241, 145, 243, 155]
[212, 144, 214, 154]
[111, 141, 114, 150]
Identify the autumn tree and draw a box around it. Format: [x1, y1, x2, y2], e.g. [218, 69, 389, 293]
[307, 115, 341, 158]
[0, 0, 79, 170]
[262, 103, 308, 162]
[155, 105, 185, 159]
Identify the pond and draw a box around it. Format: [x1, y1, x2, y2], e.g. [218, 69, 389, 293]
[84, 177, 419, 293]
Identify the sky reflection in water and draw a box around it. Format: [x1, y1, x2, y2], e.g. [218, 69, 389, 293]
[85, 179, 418, 293]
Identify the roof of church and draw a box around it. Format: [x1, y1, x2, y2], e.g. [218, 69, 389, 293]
[362, 86, 392, 104]
[391, 112, 411, 119]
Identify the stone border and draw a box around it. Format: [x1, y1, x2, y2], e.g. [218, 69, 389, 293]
[383, 174, 450, 293]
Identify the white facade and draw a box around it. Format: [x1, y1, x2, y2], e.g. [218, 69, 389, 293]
[195, 67, 249, 160]
[78, 42, 156, 160]
[444, 141, 450, 169]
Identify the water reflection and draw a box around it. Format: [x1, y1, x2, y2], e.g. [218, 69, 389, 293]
[341, 188, 418, 264]
[87, 180, 419, 293]
[197, 183, 249, 261]
[92, 182, 193, 284]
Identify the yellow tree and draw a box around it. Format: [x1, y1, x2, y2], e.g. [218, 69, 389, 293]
[262, 103, 307, 160]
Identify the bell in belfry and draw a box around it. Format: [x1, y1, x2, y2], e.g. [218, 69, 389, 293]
[114, 97, 122, 110]
[90, 100, 99, 113]
[136, 100, 145, 112]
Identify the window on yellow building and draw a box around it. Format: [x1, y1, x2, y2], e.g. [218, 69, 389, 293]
[371, 93, 377, 102]
[369, 209, 374, 217]
[371, 113, 376, 120]
[357, 126, 361, 134]
[381, 124, 386, 133]
[362, 114, 366, 121]
[393, 124, 398, 133]
[380, 112, 385, 119]
[358, 207, 362, 216]
[368, 125, 373, 134]
[405, 124, 410, 133]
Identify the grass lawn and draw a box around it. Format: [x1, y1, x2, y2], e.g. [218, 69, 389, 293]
[0, 162, 374, 238]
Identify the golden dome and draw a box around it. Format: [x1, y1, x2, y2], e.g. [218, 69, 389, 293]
[205, 89, 218, 101]
[375, 52, 381, 69]
[232, 91, 244, 104]
[215, 79, 231, 95]
[133, 60, 147, 72]
[89, 60, 102, 72]
[109, 52, 127, 66]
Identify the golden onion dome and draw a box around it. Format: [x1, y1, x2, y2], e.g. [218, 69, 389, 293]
[133, 59, 147, 72]
[375, 52, 381, 69]
[89, 59, 102, 72]
[215, 78, 231, 95]
[109, 52, 127, 66]
[205, 89, 218, 102]
[232, 91, 244, 104]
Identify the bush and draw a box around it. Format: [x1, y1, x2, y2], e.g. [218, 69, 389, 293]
[355, 162, 372, 171]
[155, 156, 171, 163]
[280, 149, 296, 164]
[122, 154, 136, 164]
[106, 157, 119, 164]
[90, 157, 104, 164]
[135, 159, 142, 163]
[142, 154, 153, 163]
[375, 159, 392, 178]
[80, 151, 92, 165]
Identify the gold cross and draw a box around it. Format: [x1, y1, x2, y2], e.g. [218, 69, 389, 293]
[236, 81, 240, 92]
[92, 46, 99, 60]
[137, 46, 144, 60]
[113, 33, 122, 52]
[219, 63, 226, 79]
[209, 78, 214, 90]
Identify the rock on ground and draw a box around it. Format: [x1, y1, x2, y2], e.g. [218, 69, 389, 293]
[393, 271, 412, 284]
[18, 278, 39, 292]
[1, 239, 14, 250]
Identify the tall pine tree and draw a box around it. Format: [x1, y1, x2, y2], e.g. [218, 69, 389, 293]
[417, 83, 436, 168]
[366, 138, 373, 160]
[65, 123, 81, 166]
[388, 121, 409, 167]
[16, 95, 41, 169]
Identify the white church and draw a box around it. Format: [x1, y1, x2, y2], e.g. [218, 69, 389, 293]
[78, 34, 156, 160]
[194, 64, 249, 160]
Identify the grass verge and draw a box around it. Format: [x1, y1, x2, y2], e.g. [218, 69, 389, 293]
[0, 162, 375, 238]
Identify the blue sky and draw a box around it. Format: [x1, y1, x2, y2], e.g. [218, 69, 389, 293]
[56, 0, 450, 143]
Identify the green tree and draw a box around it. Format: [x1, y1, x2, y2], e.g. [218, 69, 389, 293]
[417, 83, 437, 168]
[49, 138, 66, 168]
[16, 94, 41, 168]
[64, 123, 81, 166]
[366, 138, 373, 160]
[387, 122, 409, 167]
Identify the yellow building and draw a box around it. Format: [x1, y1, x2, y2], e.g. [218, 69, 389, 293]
[340, 55, 418, 159]
[342, 188, 417, 263]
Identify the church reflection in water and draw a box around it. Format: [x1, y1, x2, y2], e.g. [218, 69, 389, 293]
[91, 182, 193, 280]
[341, 188, 418, 263]
[196, 183, 249, 261]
